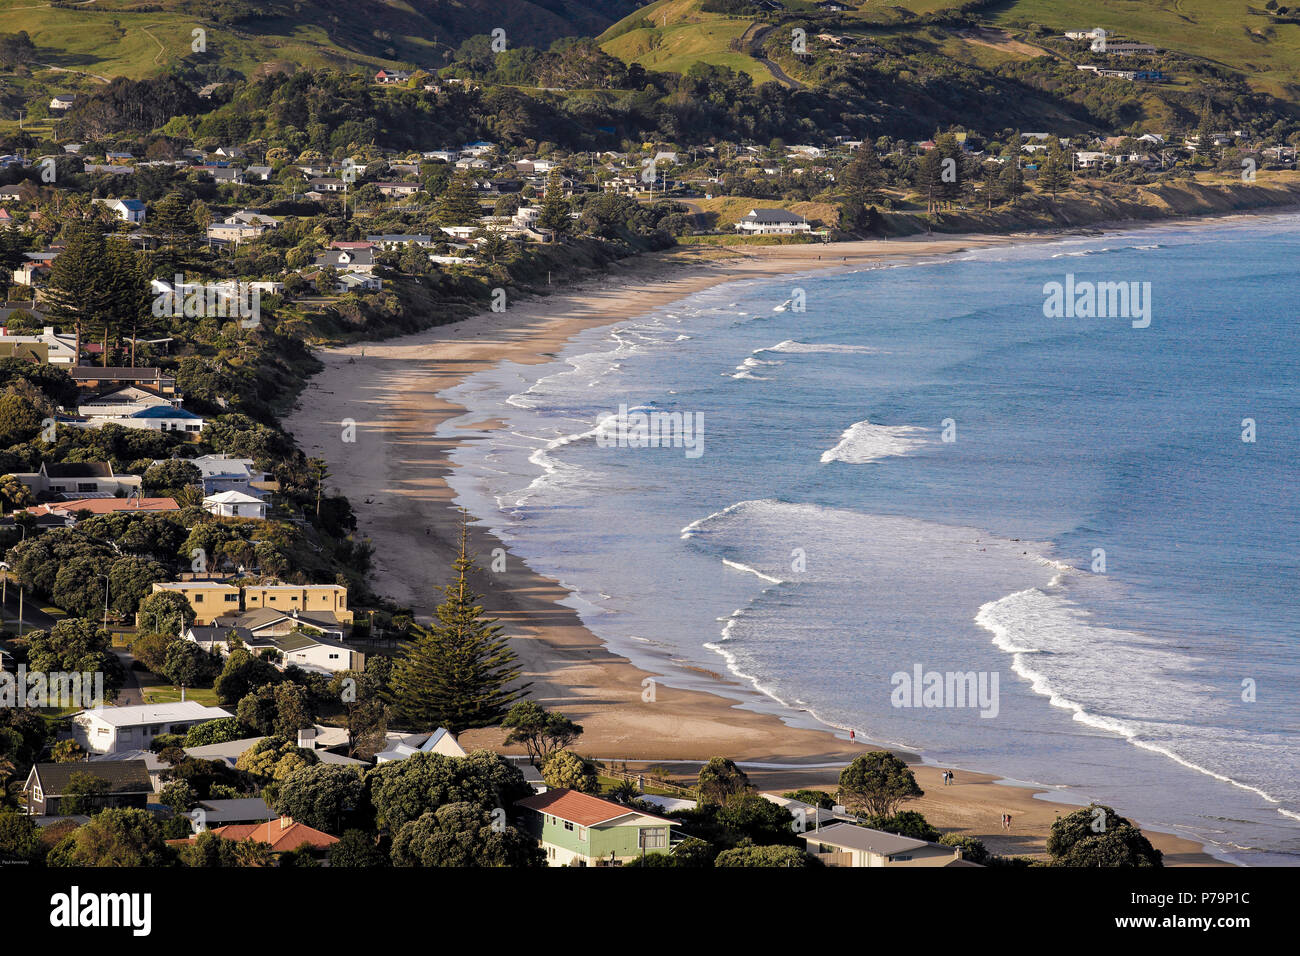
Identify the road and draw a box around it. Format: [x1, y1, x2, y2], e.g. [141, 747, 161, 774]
[747, 24, 806, 90]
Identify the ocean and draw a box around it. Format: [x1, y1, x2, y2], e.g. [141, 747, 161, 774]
[437, 215, 1300, 865]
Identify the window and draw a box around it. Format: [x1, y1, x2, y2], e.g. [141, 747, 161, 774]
[225, 594, 238, 603]
[194, 593, 204, 602]
[578, 827, 587, 842]
[563, 821, 574, 832]
[639, 827, 667, 849]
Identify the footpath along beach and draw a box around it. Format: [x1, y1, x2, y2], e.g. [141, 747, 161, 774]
[285, 233, 1229, 866]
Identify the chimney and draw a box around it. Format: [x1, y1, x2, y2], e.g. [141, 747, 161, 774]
[297, 727, 317, 750]
[280, 815, 291, 831]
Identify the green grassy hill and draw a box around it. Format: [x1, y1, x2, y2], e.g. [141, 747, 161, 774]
[0, 0, 645, 81]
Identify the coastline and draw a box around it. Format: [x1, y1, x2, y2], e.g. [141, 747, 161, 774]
[284, 223, 1258, 866]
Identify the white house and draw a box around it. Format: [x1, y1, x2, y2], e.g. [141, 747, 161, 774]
[83, 404, 204, 435]
[336, 272, 382, 293]
[374, 728, 467, 763]
[186, 453, 269, 496]
[96, 198, 146, 224]
[49, 94, 76, 110]
[734, 208, 811, 235]
[203, 490, 267, 519]
[72, 701, 233, 755]
[0, 325, 78, 364]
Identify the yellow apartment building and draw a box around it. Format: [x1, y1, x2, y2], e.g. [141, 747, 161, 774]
[148, 581, 352, 627]
[150, 582, 242, 626]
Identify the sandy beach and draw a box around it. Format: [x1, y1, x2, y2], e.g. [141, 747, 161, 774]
[285, 233, 1228, 866]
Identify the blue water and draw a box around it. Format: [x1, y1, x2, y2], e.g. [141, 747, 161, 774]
[438, 215, 1300, 865]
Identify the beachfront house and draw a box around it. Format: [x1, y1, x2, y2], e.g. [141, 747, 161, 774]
[72, 701, 233, 755]
[515, 788, 677, 866]
[734, 208, 812, 235]
[375, 728, 466, 764]
[203, 490, 267, 519]
[801, 822, 968, 867]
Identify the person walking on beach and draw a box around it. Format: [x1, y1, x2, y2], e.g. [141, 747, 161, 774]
[947, 769, 955, 786]
[941, 770, 949, 785]
[849, 729, 855, 742]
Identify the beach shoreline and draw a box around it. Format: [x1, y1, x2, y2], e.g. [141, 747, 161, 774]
[284, 218, 1280, 866]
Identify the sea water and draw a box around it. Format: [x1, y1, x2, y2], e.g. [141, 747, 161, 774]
[438, 215, 1300, 865]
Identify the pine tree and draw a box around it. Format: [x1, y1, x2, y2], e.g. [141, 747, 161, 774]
[436, 169, 483, 226]
[44, 222, 110, 364]
[1037, 142, 1074, 201]
[385, 520, 528, 732]
[536, 170, 571, 240]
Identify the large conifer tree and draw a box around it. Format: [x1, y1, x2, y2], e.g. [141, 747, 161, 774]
[386, 521, 528, 732]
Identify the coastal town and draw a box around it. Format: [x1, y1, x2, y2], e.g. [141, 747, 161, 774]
[0, 0, 1292, 897]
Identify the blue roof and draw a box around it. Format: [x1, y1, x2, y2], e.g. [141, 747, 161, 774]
[117, 199, 146, 210]
[132, 405, 200, 419]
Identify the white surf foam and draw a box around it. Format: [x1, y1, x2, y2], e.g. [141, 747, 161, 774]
[820, 419, 928, 464]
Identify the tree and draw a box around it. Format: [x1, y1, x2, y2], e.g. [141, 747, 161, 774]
[1047, 805, 1163, 867]
[837, 751, 923, 818]
[714, 843, 818, 867]
[60, 772, 111, 815]
[43, 221, 110, 362]
[939, 833, 989, 865]
[137, 589, 197, 638]
[385, 522, 527, 732]
[0, 473, 33, 511]
[143, 459, 202, 496]
[782, 789, 834, 809]
[330, 829, 387, 867]
[697, 756, 751, 806]
[161, 640, 221, 689]
[214, 649, 279, 706]
[50, 740, 84, 763]
[436, 169, 483, 225]
[47, 808, 171, 866]
[366, 749, 532, 831]
[536, 170, 571, 239]
[107, 556, 169, 619]
[24, 619, 123, 698]
[183, 717, 249, 748]
[716, 793, 799, 846]
[858, 809, 940, 842]
[540, 750, 598, 793]
[130, 631, 172, 674]
[501, 701, 583, 767]
[1037, 141, 1073, 200]
[235, 735, 319, 783]
[390, 802, 544, 867]
[0, 811, 43, 864]
[271, 764, 365, 834]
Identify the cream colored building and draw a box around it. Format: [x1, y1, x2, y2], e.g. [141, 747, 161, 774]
[242, 583, 352, 623]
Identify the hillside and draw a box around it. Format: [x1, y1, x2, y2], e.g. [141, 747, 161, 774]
[0, 0, 645, 82]
[598, 0, 1300, 104]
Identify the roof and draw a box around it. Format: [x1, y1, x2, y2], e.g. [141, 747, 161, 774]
[70, 366, 168, 381]
[515, 788, 672, 827]
[76, 700, 232, 728]
[32, 497, 178, 516]
[196, 797, 278, 824]
[29, 759, 152, 795]
[204, 490, 264, 505]
[211, 819, 339, 851]
[743, 208, 805, 222]
[132, 405, 201, 419]
[801, 822, 929, 856]
[42, 461, 113, 478]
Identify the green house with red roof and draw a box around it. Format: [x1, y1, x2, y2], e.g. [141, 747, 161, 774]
[515, 788, 677, 866]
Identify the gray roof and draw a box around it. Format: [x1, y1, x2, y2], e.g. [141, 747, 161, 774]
[30, 759, 152, 795]
[197, 797, 278, 824]
[802, 822, 929, 856]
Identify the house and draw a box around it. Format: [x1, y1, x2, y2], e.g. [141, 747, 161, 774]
[375, 728, 466, 763]
[24, 497, 179, 524]
[515, 788, 676, 866]
[23, 760, 153, 816]
[1075, 150, 1107, 168]
[9, 461, 142, 500]
[0, 325, 78, 364]
[206, 221, 265, 244]
[366, 233, 433, 249]
[307, 177, 346, 193]
[210, 166, 245, 185]
[734, 208, 811, 235]
[314, 248, 374, 272]
[226, 209, 280, 228]
[49, 94, 76, 111]
[374, 69, 411, 85]
[461, 140, 496, 156]
[79, 385, 178, 420]
[801, 822, 967, 867]
[242, 582, 352, 623]
[761, 793, 837, 830]
[96, 198, 146, 224]
[186, 618, 361, 673]
[186, 453, 271, 496]
[150, 581, 243, 625]
[191, 797, 278, 830]
[71, 701, 233, 755]
[335, 272, 382, 293]
[83, 404, 204, 436]
[203, 490, 267, 519]
[70, 366, 178, 397]
[372, 181, 421, 198]
[245, 165, 273, 181]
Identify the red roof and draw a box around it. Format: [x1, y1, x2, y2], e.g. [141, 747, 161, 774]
[27, 497, 179, 516]
[330, 241, 373, 250]
[212, 818, 339, 852]
[515, 788, 672, 827]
